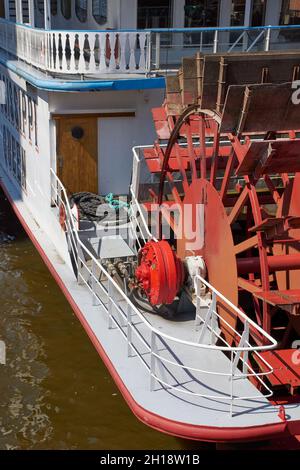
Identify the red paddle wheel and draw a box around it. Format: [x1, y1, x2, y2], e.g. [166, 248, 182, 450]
[135, 53, 300, 390]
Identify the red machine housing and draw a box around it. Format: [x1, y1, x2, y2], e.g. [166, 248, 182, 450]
[135, 240, 185, 305]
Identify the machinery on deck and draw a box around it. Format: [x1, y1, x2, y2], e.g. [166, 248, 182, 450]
[131, 51, 300, 398]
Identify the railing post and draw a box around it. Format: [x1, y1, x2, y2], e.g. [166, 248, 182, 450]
[210, 292, 217, 344]
[197, 288, 217, 345]
[108, 280, 113, 329]
[264, 26, 271, 51]
[230, 350, 234, 417]
[242, 320, 249, 374]
[150, 331, 157, 391]
[199, 31, 203, 52]
[231, 320, 250, 375]
[146, 32, 152, 75]
[50, 170, 55, 205]
[91, 259, 99, 306]
[195, 275, 201, 328]
[213, 30, 218, 53]
[155, 32, 161, 70]
[127, 305, 134, 357]
[77, 240, 84, 286]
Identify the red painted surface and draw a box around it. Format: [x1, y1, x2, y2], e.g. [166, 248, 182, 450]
[237, 255, 300, 275]
[143, 146, 231, 173]
[2, 178, 300, 443]
[135, 240, 184, 305]
[256, 349, 300, 392]
[253, 290, 300, 308]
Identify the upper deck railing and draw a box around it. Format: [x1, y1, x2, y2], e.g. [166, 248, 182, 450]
[0, 18, 300, 77]
[0, 17, 150, 74]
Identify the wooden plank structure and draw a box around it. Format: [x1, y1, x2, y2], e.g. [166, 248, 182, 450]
[164, 50, 300, 119]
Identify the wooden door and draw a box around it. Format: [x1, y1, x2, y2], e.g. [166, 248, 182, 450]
[56, 116, 98, 194]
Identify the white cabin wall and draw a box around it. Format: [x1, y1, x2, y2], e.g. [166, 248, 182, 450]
[98, 116, 135, 195]
[48, 87, 164, 195]
[120, 0, 137, 29]
[0, 65, 54, 240]
[98, 88, 163, 195]
[48, 88, 162, 113]
[265, 0, 282, 26]
[109, 0, 120, 29]
[33, 90, 52, 226]
[17, 88, 52, 233]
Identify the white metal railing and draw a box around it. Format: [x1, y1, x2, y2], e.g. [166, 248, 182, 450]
[194, 274, 277, 415]
[0, 18, 150, 74]
[149, 25, 300, 71]
[50, 168, 277, 415]
[130, 149, 156, 248]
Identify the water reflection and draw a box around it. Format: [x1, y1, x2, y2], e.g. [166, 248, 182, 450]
[0, 189, 204, 450]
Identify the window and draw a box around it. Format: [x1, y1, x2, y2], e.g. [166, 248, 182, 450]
[21, 148, 27, 191]
[251, 0, 266, 26]
[35, 0, 44, 14]
[7, 132, 12, 171]
[21, 92, 27, 135]
[22, 0, 29, 23]
[51, 0, 58, 16]
[137, 0, 172, 29]
[28, 98, 33, 142]
[92, 0, 107, 25]
[8, 1, 16, 22]
[3, 127, 7, 168]
[2, 125, 26, 189]
[76, 0, 87, 22]
[34, 103, 38, 148]
[229, 1, 246, 44]
[280, 0, 300, 41]
[280, 0, 300, 25]
[15, 142, 21, 184]
[184, 0, 220, 27]
[184, 0, 220, 45]
[231, 0, 246, 26]
[0, 0, 5, 18]
[61, 0, 71, 19]
[12, 139, 17, 179]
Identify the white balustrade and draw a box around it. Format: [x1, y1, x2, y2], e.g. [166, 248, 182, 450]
[0, 18, 150, 75]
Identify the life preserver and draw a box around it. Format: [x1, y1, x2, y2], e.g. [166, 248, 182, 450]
[59, 203, 66, 231]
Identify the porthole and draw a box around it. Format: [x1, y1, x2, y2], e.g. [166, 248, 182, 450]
[71, 126, 84, 140]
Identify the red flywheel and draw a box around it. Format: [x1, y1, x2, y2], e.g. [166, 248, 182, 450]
[135, 240, 185, 305]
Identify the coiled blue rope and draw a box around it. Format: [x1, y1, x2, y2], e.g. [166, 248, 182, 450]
[105, 193, 131, 213]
